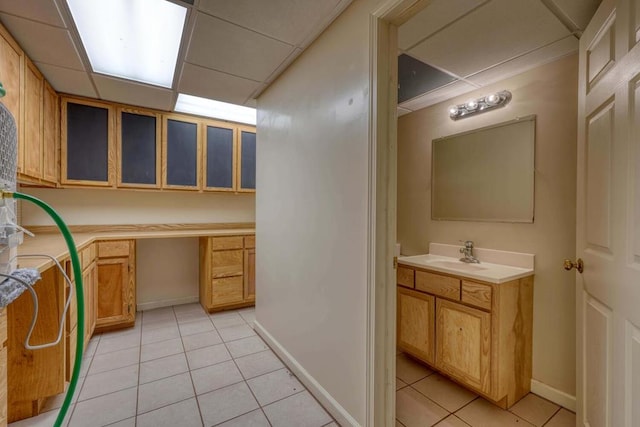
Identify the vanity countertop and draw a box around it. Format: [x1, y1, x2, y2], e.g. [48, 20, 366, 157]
[398, 243, 534, 284]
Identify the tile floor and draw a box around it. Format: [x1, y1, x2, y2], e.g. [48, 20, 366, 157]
[9, 304, 337, 427]
[395, 352, 576, 427]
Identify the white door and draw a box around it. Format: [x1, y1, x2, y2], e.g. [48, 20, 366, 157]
[576, 0, 640, 426]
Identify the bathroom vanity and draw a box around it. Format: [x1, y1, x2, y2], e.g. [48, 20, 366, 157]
[397, 244, 534, 409]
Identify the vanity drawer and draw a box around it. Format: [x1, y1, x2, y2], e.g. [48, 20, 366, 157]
[244, 235, 255, 249]
[461, 281, 492, 311]
[210, 236, 244, 251]
[98, 241, 130, 258]
[416, 271, 460, 300]
[211, 276, 244, 307]
[397, 266, 415, 288]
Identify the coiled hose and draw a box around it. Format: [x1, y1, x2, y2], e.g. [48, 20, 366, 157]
[6, 192, 84, 427]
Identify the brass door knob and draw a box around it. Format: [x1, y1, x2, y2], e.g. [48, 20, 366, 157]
[563, 258, 584, 274]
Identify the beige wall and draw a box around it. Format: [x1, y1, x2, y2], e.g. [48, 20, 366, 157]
[398, 55, 578, 397]
[255, 0, 385, 424]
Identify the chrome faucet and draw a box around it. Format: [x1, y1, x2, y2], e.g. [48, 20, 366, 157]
[459, 240, 480, 263]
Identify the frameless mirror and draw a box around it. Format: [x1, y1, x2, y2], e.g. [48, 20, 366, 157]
[431, 115, 535, 222]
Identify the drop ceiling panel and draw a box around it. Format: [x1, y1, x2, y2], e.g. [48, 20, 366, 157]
[187, 12, 294, 82]
[398, 54, 457, 103]
[545, 0, 602, 30]
[93, 75, 174, 111]
[408, 0, 571, 77]
[179, 63, 261, 105]
[399, 80, 478, 112]
[398, 0, 487, 50]
[0, 0, 66, 27]
[0, 14, 84, 70]
[35, 62, 96, 98]
[198, 0, 341, 46]
[466, 35, 577, 86]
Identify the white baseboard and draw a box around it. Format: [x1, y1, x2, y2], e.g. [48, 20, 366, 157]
[137, 296, 199, 311]
[254, 321, 360, 427]
[530, 379, 576, 412]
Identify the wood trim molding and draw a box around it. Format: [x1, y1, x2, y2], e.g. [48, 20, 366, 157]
[24, 222, 256, 234]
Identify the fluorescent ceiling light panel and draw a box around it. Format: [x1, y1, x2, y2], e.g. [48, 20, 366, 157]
[175, 94, 257, 125]
[67, 0, 186, 88]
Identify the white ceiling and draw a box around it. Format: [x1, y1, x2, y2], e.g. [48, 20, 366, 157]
[0, 0, 351, 111]
[397, 0, 602, 115]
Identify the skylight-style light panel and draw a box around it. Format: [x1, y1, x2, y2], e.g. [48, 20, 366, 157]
[175, 94, 257, 125]
[67, 0, 187, 88]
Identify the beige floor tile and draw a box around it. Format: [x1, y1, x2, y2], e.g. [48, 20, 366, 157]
[78, 356, 92, 378]
[210, 310, 244, 320]
[140, 337, 184, 362]
[397, 378, 408, 390]
[191, 360, 244, 395]
[216, 409, 270, 426]
[142, 307, 175, 323]
[434, 415, 471, 426]
[137, 372, 195, 414]
[182, 330, 223, 351]
[186, 343, 231, 370]
[396, 387, 449, 427]
[41, 377, 86, 412]
[456, 398, 535, 427]
[136, 398, 203, 427]
[211, 313, 246, 329]
[79, 364, 139, 401]
[179, 318, 215, 336]
[69, 387, 138, 427]
[83, 336, 100, 358]
[141, 317, 178, 331]
[235, 349, 285, 379]
[544, 409, 575, 427]
[175, 310, 209, 324]
[141, 324, 180, 345]
[139, 353, 189, 384]
[106, 418, 135, 427]
[396, 353, 434, 384]
[226, 335, 269, 358]
[323, 423, 339, 427]
[197, 382, 260, 426]
[508, 394, 559, 426]
[247, 368, 304, 406]
[263, 391, 332, 427]
[412, 374, 477, 412]
[95, 333, 140, 355]
[87, 347, 139, 375]
[218, 324, 257, 342]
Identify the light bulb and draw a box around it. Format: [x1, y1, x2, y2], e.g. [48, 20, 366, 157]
[449, 106, 459, 116]
[466, 99, 478, 110]
[486, 93, 500, 105]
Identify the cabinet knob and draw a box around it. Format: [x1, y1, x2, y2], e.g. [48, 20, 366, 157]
[563, 258, 584, 274]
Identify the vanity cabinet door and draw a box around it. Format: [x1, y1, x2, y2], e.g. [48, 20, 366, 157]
[436, 299, 491, 394]
[397, 287, 435, 365]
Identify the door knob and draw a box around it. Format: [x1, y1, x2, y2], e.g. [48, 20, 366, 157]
[563, 258, 584, 274]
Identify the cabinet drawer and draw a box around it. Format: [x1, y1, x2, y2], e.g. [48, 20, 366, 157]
[461, 281, 492, 311]
[98, 241, 130, 258]
[211, 276, 244, 307]
[211, 236, 244, 251]
[211, 250, 244, 278]
[244, 235, 255, 249]
[397, 266, 415, 288]
[0, 308, 6, 346]
[416, 271, 460, 300]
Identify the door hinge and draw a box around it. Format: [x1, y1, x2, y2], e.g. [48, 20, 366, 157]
[393, 256, 398, 269]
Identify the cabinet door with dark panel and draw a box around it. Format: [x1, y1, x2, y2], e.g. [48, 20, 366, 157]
[162, 114, 200, 189]
[237, 127, 256, 192]
[61, 97, 114, 186]
[117, 108, 161, 188]
[42, 81, 59, 185]
[204, 121, 236, 192]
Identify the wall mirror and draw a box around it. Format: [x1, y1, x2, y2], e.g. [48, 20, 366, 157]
[431, 115, 535, 222]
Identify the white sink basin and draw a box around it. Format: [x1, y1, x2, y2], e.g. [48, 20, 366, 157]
[397, 253, 533, 284]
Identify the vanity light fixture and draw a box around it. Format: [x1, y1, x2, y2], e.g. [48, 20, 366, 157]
[448, 90, 512, 120]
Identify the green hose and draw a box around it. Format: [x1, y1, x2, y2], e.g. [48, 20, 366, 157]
[10, 192, 84, 427]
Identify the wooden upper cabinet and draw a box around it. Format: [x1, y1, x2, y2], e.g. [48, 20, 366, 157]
[61, 97, 115, 186]
[117, 108, 161, 188]
[42, 81, 59, 184]
[204, 121, 236, 192]
[237, 127, 256, 192]
[22, 59, 43, 179]
[162, 114, 201, 190]
[0, 24, 22, 173]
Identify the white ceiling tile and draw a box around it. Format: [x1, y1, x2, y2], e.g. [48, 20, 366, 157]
[179, 62, 261, 105]
[0, 14, 84, 70]
[466, 36, 578, 86]
[545, 0, 602, 30]
[35, 62, 96, 97]
[187, 12, 295, 82]
[0, 0, 66, 27]
[198, 0, 341, 46]
[407, 0, 571, 77]
[399, 80, 478, 112]
[93, 75, 174, 111]
[398, 0, 488, 50]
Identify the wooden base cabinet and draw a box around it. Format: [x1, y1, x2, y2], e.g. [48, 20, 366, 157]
[199, 235, 255, 312]
[397, 263, 533, 409]
[95, 240, 135, 331]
